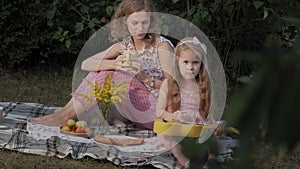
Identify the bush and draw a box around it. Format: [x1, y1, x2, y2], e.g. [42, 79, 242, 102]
[0, 0, 299, 75]
[0, 0, 117, 69]
[156, 0, 299, 87]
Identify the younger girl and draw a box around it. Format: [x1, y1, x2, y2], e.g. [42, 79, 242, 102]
[155, 36, 211, 167]
[156, 36, 210, 125]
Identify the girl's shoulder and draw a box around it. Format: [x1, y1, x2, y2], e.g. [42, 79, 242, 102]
[161, 78, 177, 90]
[157, 36, 174, 49]
[159, 78, 169, 93]
[161, 78, 169, 85]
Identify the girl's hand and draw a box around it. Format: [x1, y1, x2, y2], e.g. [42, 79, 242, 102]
[173, 111, 203, 124]
[214, 121, 226, 136]
[160, 111, 178, 122]
[173, 110, 184, 122]
[115, 54, 141, 75]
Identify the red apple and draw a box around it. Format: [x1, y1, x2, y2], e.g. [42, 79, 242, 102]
[75, 127, 85, 133]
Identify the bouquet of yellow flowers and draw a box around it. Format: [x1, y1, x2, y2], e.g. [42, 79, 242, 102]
[74, 72, 129, 122]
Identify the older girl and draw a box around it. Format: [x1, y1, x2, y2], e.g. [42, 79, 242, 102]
[30, 0, 174, 129]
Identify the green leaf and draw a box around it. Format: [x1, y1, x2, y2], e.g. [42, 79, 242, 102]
[65, 39, 71, 48]
[52, 0, 58, 6]
[90, 6, 99, 13]
[88, 22, 95, 29]
[211, 0, 221, 12]
[88, 18, 99, 28]
[172, 0, 180, 4]
[192, 12, 201, 26]
[47, 7, 56, 19]
[263, 7, 269, 19]
[224, 4, 234, 14]
[253, 1, 264, 9]
[47, 20, 54, 27]
[98, 1, 106, 7]
[52, 27, 63, 40]
[178, 12, 186, 18]
[75, 22, 84, 33]
[205, 15, 212, 22]
[199, 10, 208, 19]
[80, 6, 88, 14]
[187, 7, 196, 16]
[89, 28, 96, 36]
[62, 30, 69, 36]
[106, 6, 114, 16]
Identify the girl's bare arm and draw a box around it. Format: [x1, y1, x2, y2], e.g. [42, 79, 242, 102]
[81, 43, 121, 72]
[155, 79, 177, 121]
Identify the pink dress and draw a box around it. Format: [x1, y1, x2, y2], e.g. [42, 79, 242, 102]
[74, 36, 173, 129]
[178, 89, 205, 124]
[159, 89, 205, 163]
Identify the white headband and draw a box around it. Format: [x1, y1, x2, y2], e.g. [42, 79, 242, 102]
[177, 37, 207, 54]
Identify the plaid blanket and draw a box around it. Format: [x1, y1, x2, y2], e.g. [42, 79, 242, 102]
[0, 102, 181, 169]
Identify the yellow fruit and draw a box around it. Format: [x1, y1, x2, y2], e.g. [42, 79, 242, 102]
[75, 122, 81, 128]
[67, 119, 76, 127]
[75, 121, 87, 129]
[61, 126, 71, 132]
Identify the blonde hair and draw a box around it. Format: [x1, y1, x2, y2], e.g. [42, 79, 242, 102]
[109, 0, 159, 47]
[168, 37, 211, 118]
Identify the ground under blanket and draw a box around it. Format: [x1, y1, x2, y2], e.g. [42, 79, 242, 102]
[0, 102, 180, 169]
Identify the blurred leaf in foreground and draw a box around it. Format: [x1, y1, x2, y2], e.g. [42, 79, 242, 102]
[225, 36, 300, 168]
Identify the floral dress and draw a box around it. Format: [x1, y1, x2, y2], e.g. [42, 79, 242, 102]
[74, 36, 174, 129]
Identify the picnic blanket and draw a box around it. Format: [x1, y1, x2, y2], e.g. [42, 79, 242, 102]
[0, 102, 181, 169]
[0, 102, 239, 168]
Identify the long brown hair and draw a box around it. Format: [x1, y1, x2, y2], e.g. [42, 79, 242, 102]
[109, 0, 159, 47]
[168, 37, 211, 119]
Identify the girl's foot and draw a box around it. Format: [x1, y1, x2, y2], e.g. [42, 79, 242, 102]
[29, 110, 73, 127]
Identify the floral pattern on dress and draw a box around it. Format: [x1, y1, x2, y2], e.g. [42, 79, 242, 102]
[120, 36, 173, 79]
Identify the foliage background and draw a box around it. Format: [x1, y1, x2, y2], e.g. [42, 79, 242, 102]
[1, 0, 300, 168]
[1, 0, 298, 71]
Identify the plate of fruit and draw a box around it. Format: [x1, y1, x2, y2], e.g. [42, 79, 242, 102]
[60, 119, 92, 138]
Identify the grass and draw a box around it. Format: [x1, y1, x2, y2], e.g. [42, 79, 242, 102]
[0, 150, 119, 169]
[254, 142, 300, 169]
[0, 68, 299, 169]
[0, 67, 73, 106]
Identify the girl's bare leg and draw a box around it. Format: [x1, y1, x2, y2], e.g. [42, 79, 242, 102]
[29, 98, 85, 127]
[171, 145, 189, 167]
